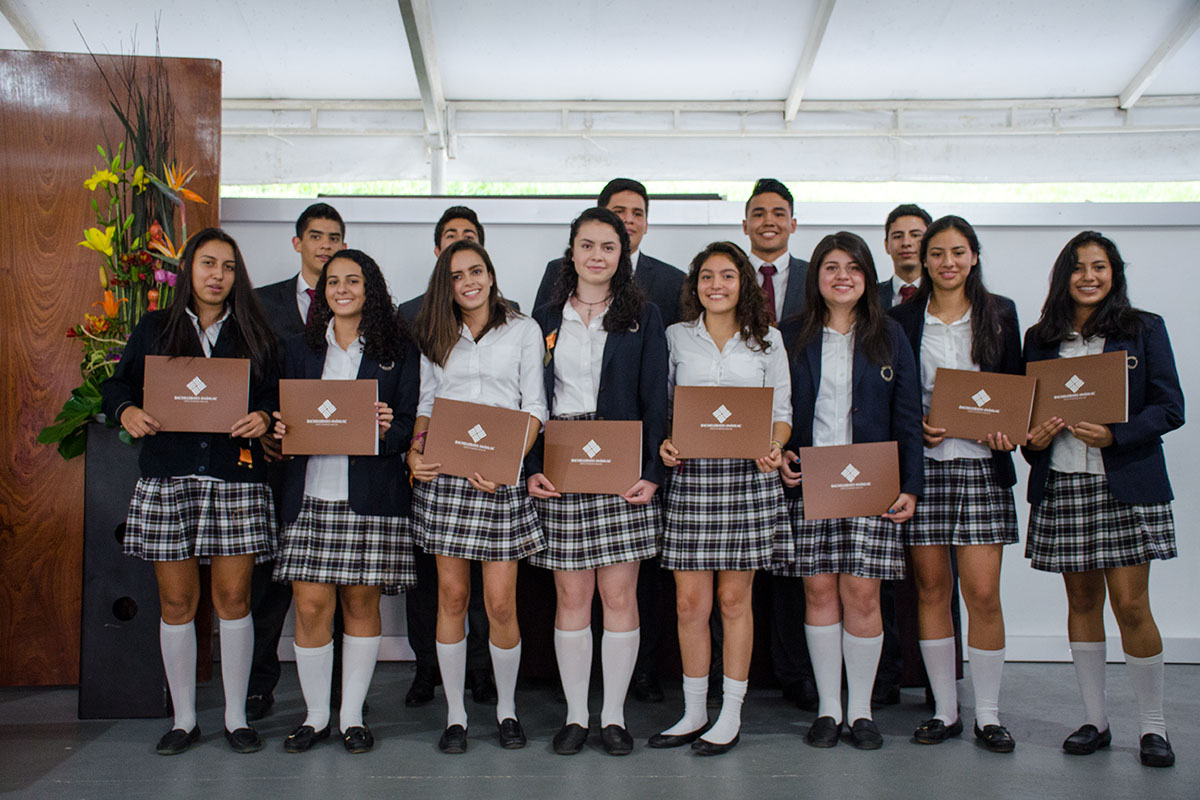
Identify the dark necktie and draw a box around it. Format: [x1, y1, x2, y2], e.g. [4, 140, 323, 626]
[899, 284, 917, 303]
[759, 263, 777, 323]
[305, 288, 317, 326]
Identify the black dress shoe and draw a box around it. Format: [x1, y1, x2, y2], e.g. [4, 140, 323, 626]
[1139, 733, 1174, 767]
[156, 725, 200, 756]
[438, 724, 468, 754]
[870, 682, 901, 709]
[245, 693, 274, 722]
[783, 679, 819, 713]
[553, 723, 589, 755]
[630, 671, 665, 703]
[406, 668, 438, 707]
[692, 733, 739, 756]
[647, 724, 708, 749]
[849, 718, 883, 750]
[467, 668, 498, 705]
[913, 716, 963, 744]
[1062, 724, 1111, 755]
[342, 725, 374, 754]
[806, 716, 841, 748]
[284, 723, 330, 753]
[224, 726, 264, 754]
[497, 718, 527, 749]
[601, 724, 634, 755]
[974, 722, 1015, 753]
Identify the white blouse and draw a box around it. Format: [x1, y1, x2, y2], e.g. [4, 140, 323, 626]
[553, 300, 608, 416]
[1049, 334, 1106, 475]
[920, 306, 990, 461]
[304, 320, 365, 501]
[813, 327, 854, 447]
[185, 306, 230, 357]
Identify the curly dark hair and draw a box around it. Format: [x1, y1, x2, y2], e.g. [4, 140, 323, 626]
[304, 249, 409, 365]
[550, 206, 646, 332]
[680, 241, 773, 352]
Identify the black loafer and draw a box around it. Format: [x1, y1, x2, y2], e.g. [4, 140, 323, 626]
[245, 693, 274, 722]
[849, 718, 883, 750]
[405, 667, 439, 707]
[156, 725, 200, 755]
[552, 723, 589, 755]
[224, 726, 264, 754]
[601, 724, 634, 755]
[647, 724, 708, 749]
[913, 717, 963, 744]
[1139, 733, 1175, 767]
[806, 716, 841, 748]
[692, 733, 739, 756]
[783, 678, 819, 712]
[284, 723, 330, 753]
[631, 671, 665, 703]
[1062, 724, 1111, 755]
[498, 718, 527, 749]
[342, 725, 374, 754]
[974, 722, 1016, 753]
[467, 669, 498, 705]
[438, 724, 468, 754]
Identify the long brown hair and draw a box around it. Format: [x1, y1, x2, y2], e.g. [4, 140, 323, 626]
[414, 239, 516, 366]
[680, 241, 773, 352]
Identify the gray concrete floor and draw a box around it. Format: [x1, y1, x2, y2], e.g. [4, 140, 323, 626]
[1, 662, 1196, 799]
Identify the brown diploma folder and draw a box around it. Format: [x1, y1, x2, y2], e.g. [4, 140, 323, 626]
[280, 379, 379, 456]
[424, 398, 530, 486]
[798, 441, 900, 520]
[143, 355, 250, 433]
[1027, 350, 1129, 427]
[927, 368, 1037, 443]
[543, 420, 642, 495]
[672, 385, 774, 459]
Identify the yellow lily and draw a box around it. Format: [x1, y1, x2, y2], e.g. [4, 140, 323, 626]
[84, 168, 120, 191]
[131, 165, 149, 194]
[79, 226, 116, 257]
[93, 290, 127, 319]
[147, 231, 185, 262]
[162, 162, 208, 205]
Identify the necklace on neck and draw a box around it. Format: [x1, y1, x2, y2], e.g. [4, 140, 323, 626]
[573, 292, 611, 307]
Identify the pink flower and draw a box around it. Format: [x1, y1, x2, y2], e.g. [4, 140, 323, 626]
[154, 268, 178, 287]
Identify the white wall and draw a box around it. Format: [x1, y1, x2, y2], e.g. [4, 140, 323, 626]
[222, 197, 1200, 663]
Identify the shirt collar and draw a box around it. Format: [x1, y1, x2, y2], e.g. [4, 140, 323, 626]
[185, 305, 231, 329]
[562, 299, 607, 327]
[296, 272, 315, 297]
[324, 317, 364, 353]
[923, 304, 972, 326]
[892, 274, 921, 293]
[629, 250, 640, 273]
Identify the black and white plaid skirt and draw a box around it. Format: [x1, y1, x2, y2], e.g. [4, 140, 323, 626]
[412, 472, 545, 562]
[660, 458, 788, 572]
[771, 492, 906, 580]
[1026, 471, 1176, 573]
[906, 458, 1018, 547]
[123, 477, 276, 563]
[273, 495, 415, 590]
[531, 492, 660, 571]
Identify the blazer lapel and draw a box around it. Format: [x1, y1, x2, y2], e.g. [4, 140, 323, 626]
[805, 335, 823, 397]
[633, 253, 653, 292]
[303, 345, 327, 379]
[852, 343, 870, 396]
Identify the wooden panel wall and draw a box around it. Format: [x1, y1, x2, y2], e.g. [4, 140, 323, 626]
[0, 50, 220, 686]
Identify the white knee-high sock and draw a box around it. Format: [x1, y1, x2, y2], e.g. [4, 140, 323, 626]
[919, 636, 959, 724]
[968, 646, 1006, 728]
[1069, 640, 1108, 730]
[339, 634, 380, 732]
[294, 641, 333, 731]
[1124, 650, 1167, 738]
[489, 640, 522, 723]
[805, 622, 844, 723]
[600, 628, 639, 728]
[219, 614, 253, 731]
[160, 619, 196, 731]
[437, 638, 468, 728]
[700, 675, 747, 746]
[843, 631, 883, 723]
[660, 674, 709, 736]
[554, 627, 592, 727]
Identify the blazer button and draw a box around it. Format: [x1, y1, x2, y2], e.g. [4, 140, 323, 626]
[199, 441, 208, 448]
[851, 407, 859, 413]
[349, 458, 357, 466]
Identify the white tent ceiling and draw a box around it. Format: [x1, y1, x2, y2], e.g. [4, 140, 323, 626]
[4, 0, 1199, 186]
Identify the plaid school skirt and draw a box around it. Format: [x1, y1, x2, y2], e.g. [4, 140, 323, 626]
[123, 477, 276, 563]
[660, 458, 789, 572]
[273, 495, 415, 591]
[906, 458, 1019, 547]
[771, 492, 906, 580]
[531, 492, 661, 571]
[1026, 471, 1176, 573]
[412, 472, 545, 562]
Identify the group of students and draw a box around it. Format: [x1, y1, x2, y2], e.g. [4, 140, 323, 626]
[100, 178, 1182, 770]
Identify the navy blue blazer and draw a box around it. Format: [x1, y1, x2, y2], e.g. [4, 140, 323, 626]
[1021, 312, 1184, 506]
[524, 301, 669, 486]
[277, 334, 420, 521]
[257, 275, 307, 342]
[888, 296, 1022, 488]
[780, 316, 924, 498]
[535, 253, 686, 327]
[777, 255, 810, 323]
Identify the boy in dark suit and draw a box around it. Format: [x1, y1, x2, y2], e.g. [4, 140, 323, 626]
[743, 178, 809, 324]
[879, 204, 932, 308]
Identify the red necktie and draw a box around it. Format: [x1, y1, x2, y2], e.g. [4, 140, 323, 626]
[305, 288, 317, 325]
[759, 263, 777, 323]
[899, 284, 917, 302]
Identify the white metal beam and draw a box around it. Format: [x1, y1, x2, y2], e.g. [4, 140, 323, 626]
[1118, 0, 1200, 110]
[784, 0, 836, 122]
[396, 0, 448, 192]
[0, 0, 45, 50]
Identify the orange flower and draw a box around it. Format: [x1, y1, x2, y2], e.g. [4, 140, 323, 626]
[161, 163, 208, 205]
[147, 232, 185, 262]
[93, 290, 127, 319]
[545, 331, 557, 350]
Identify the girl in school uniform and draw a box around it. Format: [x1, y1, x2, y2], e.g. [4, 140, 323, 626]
[1023, 231, 1183, 768]
[652, 241, 791, 756]
[776, 231, 923, 751]
[887, 216, 1022, 751]
[407, 239, 547, 754]
[526, 207, 668, 756]
[101, 228, 278, 755]
[271, 249, 419, 754]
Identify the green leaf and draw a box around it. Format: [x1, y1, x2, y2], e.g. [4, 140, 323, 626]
[57, 426, 88, 460]
[91, 197, 99, 215]
[123, 213, 134, 231]
[97, 144, 107, 159]
[118, 429, 134, 447]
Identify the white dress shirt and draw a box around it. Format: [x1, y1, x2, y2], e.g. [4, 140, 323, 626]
[185, 306, 230, 357]
[295, 272, 315, 323]
[666, 315, 791, 426]
[418, 315, 548, 422]
[553, 300, 608, 415]
[304, 320, 365, 501]
[920, 306, 990, 461]
[629, 250, 640, 276]
[750, 253, 789, 322]
[1049, 334, 1106, 475]
[813, 327, 854, 447]
[890, 275, 921, 307]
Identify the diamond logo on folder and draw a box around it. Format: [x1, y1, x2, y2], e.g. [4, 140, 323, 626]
[712, 405, 732, 423]
[318, 400, 336, 419]
[840, 464, 861, 483]
[972, 389, 991, 407]
[1065, 375, 1085, 393]
[187, 377, 206, 396]
[468, 424, 487, 443]
[582, 439, 601, 458]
